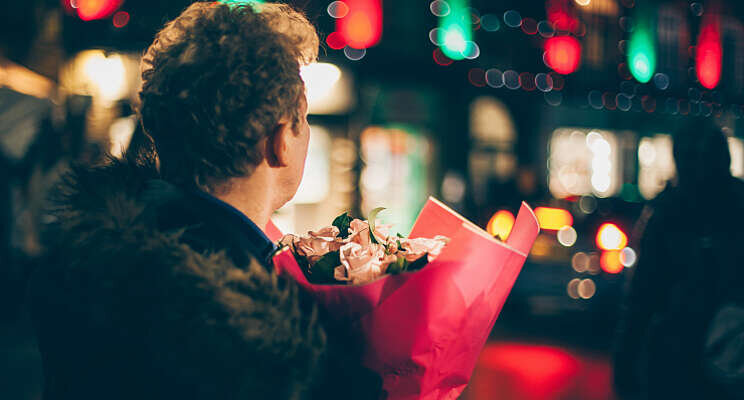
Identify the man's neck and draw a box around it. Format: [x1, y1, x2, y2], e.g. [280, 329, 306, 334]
[213, 167, 276, 232]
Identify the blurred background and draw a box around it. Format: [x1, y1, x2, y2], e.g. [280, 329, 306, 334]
[2, 0, 744, 399]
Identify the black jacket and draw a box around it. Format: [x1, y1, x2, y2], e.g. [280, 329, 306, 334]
[29, 155, 363, 399]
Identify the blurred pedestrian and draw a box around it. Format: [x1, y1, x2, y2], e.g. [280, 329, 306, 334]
[613, 118, 744, 399]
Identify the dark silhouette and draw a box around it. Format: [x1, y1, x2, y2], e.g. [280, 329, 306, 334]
[614, 118, 744, 399]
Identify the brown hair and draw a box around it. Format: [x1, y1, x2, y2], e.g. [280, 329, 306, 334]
[139, 2, 318, 192]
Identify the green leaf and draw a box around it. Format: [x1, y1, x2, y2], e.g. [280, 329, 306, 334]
[408, 254, 429, 271]
[397, 240, 404, 251]
[387, 256, 408, 275]
[332, 212, 353, 239]
[310, 251, 341, 284]
[396, 233, 405, 238]
[368, 207, 386, 245]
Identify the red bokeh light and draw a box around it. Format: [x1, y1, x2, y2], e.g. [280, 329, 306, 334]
[325, 31, 346, 50]
[696, 13, 722, 89]
[112, 11, 129, 28]
[547, 0, 579, 32]
[545, 36, 581, 75]
[337, 0, 382, 49]
[468, 68, 486, 87]
[433, 49, 453, 66]
[75, 0, 124, 21]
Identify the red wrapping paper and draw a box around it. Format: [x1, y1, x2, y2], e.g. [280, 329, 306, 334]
[269, 197, 539, 399]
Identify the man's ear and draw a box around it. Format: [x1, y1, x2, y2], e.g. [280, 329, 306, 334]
[266, 121, 292, 168]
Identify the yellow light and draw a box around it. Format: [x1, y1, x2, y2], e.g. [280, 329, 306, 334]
[596, 223, 628, 250]
[600, 250, 623, 274]
[487, 210, 515, 240]
[534, 207, 573, 231]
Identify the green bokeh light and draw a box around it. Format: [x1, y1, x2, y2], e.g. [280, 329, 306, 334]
[219, 0, 263, 8]
[437, 0, 472, 61]
[627, 8, 656, 83]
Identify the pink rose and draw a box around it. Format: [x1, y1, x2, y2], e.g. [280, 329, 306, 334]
[334, 242, 387, 285]
[295, 226, 343, 264]
[347, 219, 371, 247]
[400, 236, 449, 263]
[346, 219, 392, 247]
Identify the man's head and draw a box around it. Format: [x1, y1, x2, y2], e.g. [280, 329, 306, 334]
[138, 1, 318, 205]
[673, 118, 732, 187]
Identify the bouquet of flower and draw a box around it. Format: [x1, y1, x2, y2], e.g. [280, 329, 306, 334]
[279, 207, 450, 286]
[268, 197, 539, 400]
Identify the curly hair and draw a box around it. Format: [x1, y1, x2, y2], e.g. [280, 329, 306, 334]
[139, 1, 318, 192]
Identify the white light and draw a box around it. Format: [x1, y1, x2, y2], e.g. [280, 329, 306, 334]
[444, 29, 467, 53]
[82, 51, 127, 102]
[638, 139, 657, 166]
[289, 125, 331, 204]
[592, 157, 612, 174]
[299, 62, 353, 114]
[301, 63, 341, 105]
[590, 138, 611, 156]
[109, 116, 137, 158]
[575, 0, 591, 5]
[620, 247, 637, 267]
[586, 131, 603, 147]
[728, 137, 744, 178]
[591, 173, 611, 193]
[557, 226, 578, 247]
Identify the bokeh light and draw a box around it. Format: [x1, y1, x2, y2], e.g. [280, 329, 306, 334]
[596, 223, 627, 251]
[503, 10, 522, 28]
[112, 10, 129, 28]
[620, 247, 637, 267]
[487, 210, 516, 240]
[628, 8, 656, 83]
[557, 226, 577, 247]
[503, 70, 520, 89]
[75, 0, 124, 21]
[534, 207, 573, 231]
[567, 278, 580, 299]
[337, 0, 382, 49]
[572, 252, 589, 273]
[327, 1, 350, 18]
[326, 31, 346, 50]
[535, 73, 554, 92]
[430, 0, 451, 17]
[696, 12, 722, 89]
[538, 21, 556, 38]
[600, 251, 623, 274]
[485, 69, 504, 88]
[468, 68, 486, 87]
[544, 36, 581, 75]
[433, 48, 454, 66]
[578, 279, 596, 299]
[480, 14, 501, 32]
[343, 46, 366, 61]
[437, 0, 473, 61]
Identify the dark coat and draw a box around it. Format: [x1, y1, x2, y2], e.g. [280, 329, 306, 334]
[28, 155, 378, 399]
[614, 177, 744, 400]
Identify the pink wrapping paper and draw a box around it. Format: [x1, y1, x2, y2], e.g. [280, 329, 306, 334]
[269, 197, 539, 399]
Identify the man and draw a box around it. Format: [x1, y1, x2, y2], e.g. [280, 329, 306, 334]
[31, 2, 379, 399]
[613, 118, 744, 399]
